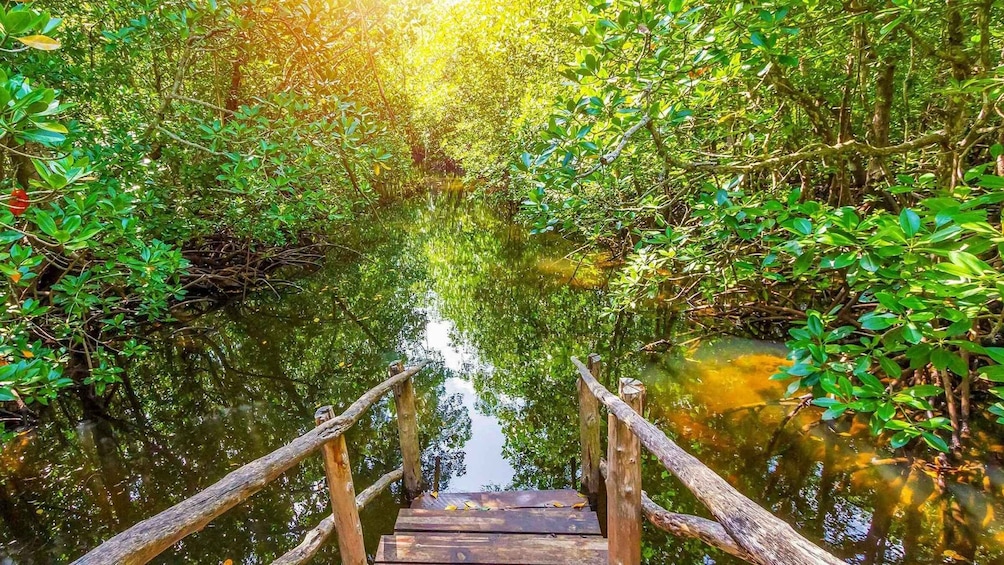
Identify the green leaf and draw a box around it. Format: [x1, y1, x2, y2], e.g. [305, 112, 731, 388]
[792, 218, 812, 235]
[878, 356, 902, 379]
[890, 430, 912, 449]
[984, 347, 1004, 364]
[821, 405, 848, 420]
[884, 419, 912, 431]
[858, 372, 884, 394]
[899, 208, 920, 237]
[859, 253, 879, 272]
[905, 384, 943, 397]
[2, 11, 34, 35]
[902, 323, 923, 344]
[877, 402, 895, 421]
[778, 54, 798, 66]
[921, 431, 950, 453]
[33, 210, 58, 237]
[859, 312, 896, 331]
[980, 365, 1004, 383]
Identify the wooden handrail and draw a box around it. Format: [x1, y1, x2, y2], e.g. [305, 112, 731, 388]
[598, 459, 754, 562]
[273, 466, 404, 565]
[572, 355, 843, 565]
[73, 361, 428, 565]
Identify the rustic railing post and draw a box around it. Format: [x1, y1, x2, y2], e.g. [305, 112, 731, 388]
[607, 378, 645, 565]
[578, 353, 602, 507]
[314, 406, 366, 565]
[391, 360, 423, 501]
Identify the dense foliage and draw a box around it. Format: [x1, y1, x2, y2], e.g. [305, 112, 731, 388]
[403, 0, 574, 190]
[516, 0, 1004, 454]
[1, 0, 412, 419]
[3, 0, 1002, 476]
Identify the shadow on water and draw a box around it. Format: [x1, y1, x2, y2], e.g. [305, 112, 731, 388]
[1, 182, 1002, 564]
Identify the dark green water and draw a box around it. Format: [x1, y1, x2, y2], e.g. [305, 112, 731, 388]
[1, 186, 1002, 564]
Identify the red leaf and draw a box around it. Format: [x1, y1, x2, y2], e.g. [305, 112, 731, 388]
[8, 189, 29, 216]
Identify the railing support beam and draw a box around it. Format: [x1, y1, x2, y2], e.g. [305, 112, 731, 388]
[391, 360, 424, 501]
[607, 378, 645, 565]
[315, 406, 366, 565]
[578, 353, 603, 507]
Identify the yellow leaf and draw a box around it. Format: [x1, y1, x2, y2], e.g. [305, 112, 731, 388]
[572, 502, 586, 509]
[464, 500, 476, 509]
[444, 504, 457, 511]
[373, 163, 381, 176]
[16, 35, 61, 51]
[550, 501, 565, 508]
[21, 350, 33, 359]
[10, 272, 21, 284]
[430, 491, 438, 499]
[312, 317, 320, 323]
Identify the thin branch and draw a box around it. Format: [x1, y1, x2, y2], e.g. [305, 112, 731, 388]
[155, 126, 225, 156]
[577, 114, 653, 178]
[168, 94, 235, 115]
[689, 131, 947, 174]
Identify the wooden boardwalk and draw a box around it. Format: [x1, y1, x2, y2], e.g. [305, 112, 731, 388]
[73, 357, 845, 565]
[375, 490, 608, 564]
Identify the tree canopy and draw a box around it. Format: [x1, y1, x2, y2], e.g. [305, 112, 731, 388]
[4, 0, 1004, 464]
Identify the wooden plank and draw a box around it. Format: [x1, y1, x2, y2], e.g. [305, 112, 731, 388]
[375, 533, 607, 564]
[394, 508, 601, 535]
[410, 490, 585, 510]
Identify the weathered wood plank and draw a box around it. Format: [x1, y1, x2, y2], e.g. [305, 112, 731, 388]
[572, 356, 844, 565]
[375, 533, 607, 564]
[395, 508, 601, 535]
[410, 490, 585, 510]
[73, 362, 428, 565]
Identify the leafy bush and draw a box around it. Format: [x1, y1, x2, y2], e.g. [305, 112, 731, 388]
[1, 0, 412, 417]
[520, 0, 1004, 453]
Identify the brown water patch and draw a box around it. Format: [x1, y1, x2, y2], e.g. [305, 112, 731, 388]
[644, 338, 1004, 564]
[534, 256, 608, 290]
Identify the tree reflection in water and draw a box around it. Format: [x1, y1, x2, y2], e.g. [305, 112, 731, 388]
[1, 188, 1002, 564]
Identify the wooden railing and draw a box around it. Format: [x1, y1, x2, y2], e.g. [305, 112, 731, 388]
[573, 354, 844, 565]
[73, 360, 428, 565]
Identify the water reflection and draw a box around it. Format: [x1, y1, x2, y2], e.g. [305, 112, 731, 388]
[640, 338, 1004, 564]
[422, 316, 515, 490]
[0, 187, 1002, 564]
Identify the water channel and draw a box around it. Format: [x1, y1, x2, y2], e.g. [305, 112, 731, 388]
[1, 184, 1002, 564]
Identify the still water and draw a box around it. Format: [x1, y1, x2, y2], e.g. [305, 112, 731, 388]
[1, 186, 1002, 564]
